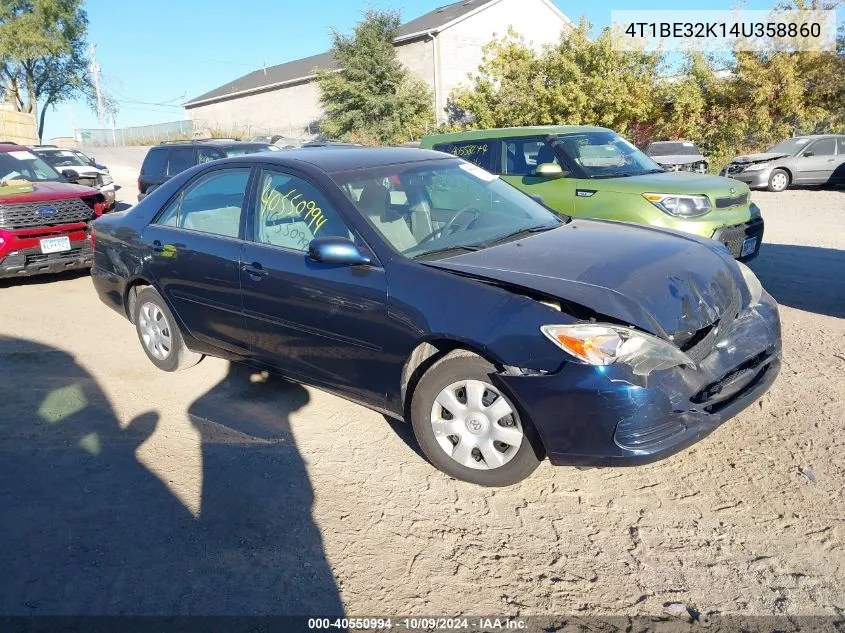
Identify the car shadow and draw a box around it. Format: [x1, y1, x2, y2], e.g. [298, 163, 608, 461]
[112, 201, 133, 212]
[750, 243, 845, 319]
[0, 336, 344, 616]
[0, 268, 90, 288]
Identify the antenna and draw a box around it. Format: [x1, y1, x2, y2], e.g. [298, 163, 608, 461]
[89, 43, 104, 126]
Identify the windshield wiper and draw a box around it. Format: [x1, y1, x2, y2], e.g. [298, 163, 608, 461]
[476, 223, 560, 248]
[412, 245, 483, 260]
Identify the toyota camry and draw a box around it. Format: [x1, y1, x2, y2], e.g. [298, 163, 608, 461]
[91, 148, 782, 486]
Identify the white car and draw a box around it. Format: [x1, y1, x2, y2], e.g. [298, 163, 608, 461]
[31, 146, 116, 208]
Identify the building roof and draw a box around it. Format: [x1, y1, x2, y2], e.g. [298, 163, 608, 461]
[184, 0, 499, 109]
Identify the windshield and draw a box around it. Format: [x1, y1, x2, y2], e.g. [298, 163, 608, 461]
[38, 150, 90, 168]
[0, 149, 63, 182]
[333, 159, 563, 259]
[556, 131, 663, 178]
[766, 137, 812, 155]
[646, 141, 701, 156]
[223, 144, 279, 157]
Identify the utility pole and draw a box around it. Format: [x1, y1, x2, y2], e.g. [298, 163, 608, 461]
[89, 43, 104, 126]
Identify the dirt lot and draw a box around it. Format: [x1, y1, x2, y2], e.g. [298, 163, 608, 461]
[1, 155, 843, 619]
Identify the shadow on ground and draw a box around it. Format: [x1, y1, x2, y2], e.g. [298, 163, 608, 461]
[750, 243, 845, 319]
[0, 336, 343, 616]
[0, 269, 90, 289]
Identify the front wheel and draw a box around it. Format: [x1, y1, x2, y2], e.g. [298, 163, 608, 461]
[767, 168, 790, 192]
[410, 350, 542, 486]
[133, 286, 203, 372]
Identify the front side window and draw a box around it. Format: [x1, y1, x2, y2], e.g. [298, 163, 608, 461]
[254, 169, 352, 252]
[555, 132, 662, 179]
[156, 168, 249, 238]
[334, 159, 562, 259]
[503, 138, 560, 176]
[808, 138, 836, 156]
[433, 141, 494, 171]
[38, 150, 90, 169]
[167, 148, 194, 176]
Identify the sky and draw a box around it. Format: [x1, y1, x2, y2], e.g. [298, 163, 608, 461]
[42, 0, 830, 140]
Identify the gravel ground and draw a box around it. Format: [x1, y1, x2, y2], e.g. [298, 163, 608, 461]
[0, 159, 843, 620]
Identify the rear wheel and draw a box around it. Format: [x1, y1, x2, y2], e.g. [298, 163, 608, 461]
[767, 169, 790, 192]
[133, 287, 203, 372]
[410, 350, 542, 486]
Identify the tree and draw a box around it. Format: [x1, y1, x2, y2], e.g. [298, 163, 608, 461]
[316, 9, 434, 145]
[0, 0, 98, 140]
[447, 20, 662, 137]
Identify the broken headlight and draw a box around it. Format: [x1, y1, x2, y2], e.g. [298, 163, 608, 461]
[642, 193, 711, 218]
[736, 261, 763, 306]
[541, 323, 694, 375]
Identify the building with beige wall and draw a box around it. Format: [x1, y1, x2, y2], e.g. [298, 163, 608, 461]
[183, 0, 571, 139]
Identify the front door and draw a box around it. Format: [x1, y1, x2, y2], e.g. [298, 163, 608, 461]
[795, 137, 838, 184]
[142, 166, 252, 355]
[239, 166, 390, 408]
[498, 136, 577, 215]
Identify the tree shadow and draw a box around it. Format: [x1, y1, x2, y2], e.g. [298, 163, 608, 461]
[0, 336, 343, 616]
[749, 243, 845, 319]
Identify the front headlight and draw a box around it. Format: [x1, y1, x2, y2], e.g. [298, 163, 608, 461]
[541, 323, 694, 376]
[100, 174, 113, 185]
[736, 261, 763, 306]
[642, 193, 711, 218]
[743, 162, 771, 172]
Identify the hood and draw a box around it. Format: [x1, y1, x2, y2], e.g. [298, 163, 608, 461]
[425, 220, 743, 341]
[650, 154, 705, 165]
[731, 152, 789, 164]
[0, 181, 99, 204]
[597, 171, 747, 197]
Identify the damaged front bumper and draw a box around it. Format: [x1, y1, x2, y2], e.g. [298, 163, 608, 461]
[495, 292, 782, 467]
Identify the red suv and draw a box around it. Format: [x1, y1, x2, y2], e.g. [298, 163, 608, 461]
[0, 143, 108, 279]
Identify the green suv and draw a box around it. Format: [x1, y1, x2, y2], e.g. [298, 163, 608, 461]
[420, 126, 764, 260]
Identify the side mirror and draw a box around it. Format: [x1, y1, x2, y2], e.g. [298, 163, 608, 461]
[61, 168, 80, 183]
[308, 237, 371, 266]
[802, 151, 814, 157]
[534, 163, 565, 179]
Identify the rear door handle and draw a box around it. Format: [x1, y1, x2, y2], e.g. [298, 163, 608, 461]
[241, 261, 269, 280]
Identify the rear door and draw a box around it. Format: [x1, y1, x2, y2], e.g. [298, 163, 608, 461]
[498, 136, 577, 215]
[239, 165, 390, 407]
[142, 165, 252, 355]
[795, 137, 837, 184]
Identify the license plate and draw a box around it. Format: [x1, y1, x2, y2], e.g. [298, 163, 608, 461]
[740, 236, 758, 257]
[40, 236, 71, 254]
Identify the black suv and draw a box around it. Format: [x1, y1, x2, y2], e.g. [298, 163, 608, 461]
[137, 139, 279, 200]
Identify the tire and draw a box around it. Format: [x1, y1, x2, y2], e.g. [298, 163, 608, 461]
[410, 350, 542, 486]
[133, 286, 203, 372]
[767, 168, 790, 192]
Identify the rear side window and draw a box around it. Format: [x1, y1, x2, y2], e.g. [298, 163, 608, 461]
[432, 141, 494, 171]
[167, 148, 195, 176]
[156, 168, 250, 238]
[141, 148, 168, 176]
[838, 137, 845, 154]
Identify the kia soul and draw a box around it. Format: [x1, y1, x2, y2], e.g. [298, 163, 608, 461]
[421, 126, 764, 260]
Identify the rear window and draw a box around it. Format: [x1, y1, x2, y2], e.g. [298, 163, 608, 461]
[432, 141, 495, 172]
[142, 148, 168, 176]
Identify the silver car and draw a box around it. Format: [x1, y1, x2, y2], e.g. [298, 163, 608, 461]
[721, 135, 845, 192]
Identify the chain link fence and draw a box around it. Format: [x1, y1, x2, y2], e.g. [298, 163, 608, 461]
[76, 120, 195, 147]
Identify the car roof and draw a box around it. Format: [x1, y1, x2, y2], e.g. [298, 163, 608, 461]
[422, 125, 611, 144]
[213, 147, 453, 173]
[0, 143, 27, 152]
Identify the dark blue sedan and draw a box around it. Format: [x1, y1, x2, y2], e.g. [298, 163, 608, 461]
[91, 148, 782, 486]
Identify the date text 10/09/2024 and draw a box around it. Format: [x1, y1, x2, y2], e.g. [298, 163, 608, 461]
[308, 618, 527, 630]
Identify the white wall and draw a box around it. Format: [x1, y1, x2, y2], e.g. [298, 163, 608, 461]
[186, 81, 323, 138]
[434, 0, 569, 120]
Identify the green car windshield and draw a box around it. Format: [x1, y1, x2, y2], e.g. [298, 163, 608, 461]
[555, 131, 663, 179]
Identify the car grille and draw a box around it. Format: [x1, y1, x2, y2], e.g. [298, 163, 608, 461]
[711, 217, 765, 259]
[0, 197, 95, 230]
[25, 247, 85, 265]
[691, 348, 776, 413]
[726, 163, 746, 175]
[715, 192, 749, 208]
[677, 287, 742, 365]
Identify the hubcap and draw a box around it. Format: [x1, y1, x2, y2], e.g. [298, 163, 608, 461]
[138, 302, 173, 360]
[772, 173, 787, 189]
[430, 379, 524, 471]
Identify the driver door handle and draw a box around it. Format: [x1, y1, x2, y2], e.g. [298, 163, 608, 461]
[242, 261, 268, 280]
